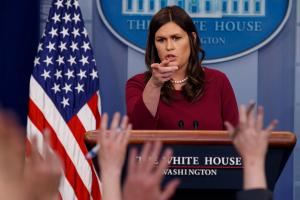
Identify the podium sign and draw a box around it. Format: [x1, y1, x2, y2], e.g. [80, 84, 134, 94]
[85, 130, 296, 199]
[129, 144, 243, 189]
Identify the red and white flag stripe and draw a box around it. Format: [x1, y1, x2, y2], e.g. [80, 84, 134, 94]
[27, 76, 101, 199]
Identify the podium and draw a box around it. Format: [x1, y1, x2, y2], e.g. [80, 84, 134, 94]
[85, 130, 296, 200]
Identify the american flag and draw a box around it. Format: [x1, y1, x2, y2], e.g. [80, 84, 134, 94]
[27, 0, 102, 199]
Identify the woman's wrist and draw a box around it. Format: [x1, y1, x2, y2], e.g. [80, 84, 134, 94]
[243, 156, 265, 167]
[243, 157, 267, 189]
[149, 76, 163, 88]
[101, 167, 122, 177]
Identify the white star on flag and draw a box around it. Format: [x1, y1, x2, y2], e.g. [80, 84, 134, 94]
[72, 13, 81, 24]
[37, 43, 43, 52]
[54, 0, 64, 9]
[52, 13, 61, 23]
[82, 28, 88, 37]
[61, 97, 70, 107]
[54, 69, 63, 80]
[58, 41, 67, 52]
[49, 27, 58, 38]
[77, 69, 87, 80]
[43, 56, 53, 66]
[34, 57, 40, 67]
[67, 55, 76, 66]
[52, 83, 61, 94]
[65, 69, 75, 79]
[70, 41, 79, 52]
[74, 0, 79, 9]
[79, 55, 89, 66]
[75, 83, 84, 94]
[60, 27, 69, 38]
[81, 42, 91, 52]
[46, 42, 56, 52]
[56, 55, 65, 66]
[66, 0, 72, 9]
[41, 69, 51, 80]
[72, 28, 80, 38]
[90, 69, 98, 80]
[62, 13, 71, 23]
[62, 83, 72, 94]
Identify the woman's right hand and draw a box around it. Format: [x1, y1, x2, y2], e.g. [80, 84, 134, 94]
[142, 59, 178, 117]
[150, 59, 178, 87]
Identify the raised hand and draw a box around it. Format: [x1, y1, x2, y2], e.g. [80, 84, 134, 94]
[97, 112, 131, 200]
[24, 132, 63, 200]
[225, 104, 277, 161]
[225, 103, 278, 190]
[0, 110, 26, 200]
[98, 112, 131, 174]
[123, 141, 180, 200]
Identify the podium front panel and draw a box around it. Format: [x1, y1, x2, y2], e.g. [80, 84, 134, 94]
[124, 144, 292, 190]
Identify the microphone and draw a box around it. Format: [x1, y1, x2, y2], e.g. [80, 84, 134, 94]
[178, 120, 184, 129]
[193, 120, 199, 129]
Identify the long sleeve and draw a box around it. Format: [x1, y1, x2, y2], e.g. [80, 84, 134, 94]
[220, 73, 239, 128]
[126, 74, 158, 129]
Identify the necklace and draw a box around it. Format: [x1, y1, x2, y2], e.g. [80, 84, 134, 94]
[171, 77, 188, 84]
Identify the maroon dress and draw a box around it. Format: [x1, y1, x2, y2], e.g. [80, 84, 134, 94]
[126, 67, 238, 130]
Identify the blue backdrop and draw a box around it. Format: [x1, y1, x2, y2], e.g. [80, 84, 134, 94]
[0, 0, 296, 199]
[93, 1, 296, 200]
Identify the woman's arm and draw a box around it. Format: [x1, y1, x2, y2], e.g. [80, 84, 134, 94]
[220, 73, 239, 128]
[97, 113, 131, 200]
[126, 60, 177, 129]
[142, 60, 178, 116]
[126, 75, 160, 129]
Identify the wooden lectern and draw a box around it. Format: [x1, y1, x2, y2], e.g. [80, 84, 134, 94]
[85, 130, 296, 200]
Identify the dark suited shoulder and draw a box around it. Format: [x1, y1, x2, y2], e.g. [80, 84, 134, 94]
[236, 189, 273, 200]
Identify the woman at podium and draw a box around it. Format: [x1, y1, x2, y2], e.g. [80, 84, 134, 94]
[126, 6, 238, 130]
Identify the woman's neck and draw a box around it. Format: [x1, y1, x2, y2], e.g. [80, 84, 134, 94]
[173, 84, 184, 91]
[171, 64, 188, 90]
